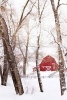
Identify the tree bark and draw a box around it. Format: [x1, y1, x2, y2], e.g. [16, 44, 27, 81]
[50, 0, 66, 95]
[35, 0, 43, 92]
[1, 41, 9, 86]
[36, 35, 43, 92]
[0, 66, 3, 84]
[23, 57, 27, 75]
[0, 14, 24, 95]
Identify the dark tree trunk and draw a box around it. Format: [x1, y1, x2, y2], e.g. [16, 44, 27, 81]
[0, 66, 3, 84]
[0, 14, 24, 95]
[1, 41, 9, 86]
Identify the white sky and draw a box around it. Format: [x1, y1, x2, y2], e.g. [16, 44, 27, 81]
[7, 0, 67, 59]
[0, 0, 67, 64]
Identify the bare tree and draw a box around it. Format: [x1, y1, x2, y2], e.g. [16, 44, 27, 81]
[35, 0, 47, 92]
[18, 22, 30, 75]
[11, 0, 36, 50]
[0, 0, 16, 86]
[8, 0, 36, 75]
[0, 0, 36, 79]
[50, 0, 66, 95]
[0, 14, 24, 95]
[0, 0, 9, 86]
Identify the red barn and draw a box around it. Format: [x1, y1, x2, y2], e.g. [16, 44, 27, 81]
[39, 55, 58, 71]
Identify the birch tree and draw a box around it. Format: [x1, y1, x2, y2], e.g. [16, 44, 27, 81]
[35, 0, 47, 92]
[50, 0, 66, 95]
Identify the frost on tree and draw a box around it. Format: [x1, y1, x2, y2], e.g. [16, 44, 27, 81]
[0, 14, 24, 95]
[50, 0, 66, 95]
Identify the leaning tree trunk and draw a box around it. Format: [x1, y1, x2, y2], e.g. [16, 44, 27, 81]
[1, 42, 9, 86]
[0, 14, 24, 95]
[50, 0, 66, 95]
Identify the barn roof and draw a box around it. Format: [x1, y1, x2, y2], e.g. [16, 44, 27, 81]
[41, 55, 57, 64]
[39, 55, 58, 71]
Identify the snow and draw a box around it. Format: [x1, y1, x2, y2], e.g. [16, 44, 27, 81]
[0, 0, 67, 100]
[0, 71, 67, 100]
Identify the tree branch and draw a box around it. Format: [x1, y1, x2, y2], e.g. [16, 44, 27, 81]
[40, 0, 47, 19]
[57, 3, 67, 10]
[18, 0, 30, 26]
[11, 1, 36, 46]
[56, 0, 60, 10]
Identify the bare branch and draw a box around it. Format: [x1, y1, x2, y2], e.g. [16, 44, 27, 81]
[56, 0, 60, 10]
[38, 0, 40, 19]
[21, 2, 36, 23]
[0, 0, 8, 7]
[18, 0, 30, 26]
[11, 1, 36, 45]
[30, 0, 37, 9]
[40, 0, 47, 19]
[50, 0, 56, 11]
[50, 28, 60, 46]
[57, 3, 67, 9]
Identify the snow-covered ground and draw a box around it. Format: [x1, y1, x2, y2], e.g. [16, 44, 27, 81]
[0, 71, 67, 100]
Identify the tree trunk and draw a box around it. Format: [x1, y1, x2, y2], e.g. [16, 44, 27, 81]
[22, 31, 29, 75]
[50, 0, 66, 95]
[36, 35, 43, 92]
[1, 40, 9, 86]
[35, 0, 43, 92]
[0, 66, 3, 84]
[23, 57, 27, 75]
[0, 14, 24, 95]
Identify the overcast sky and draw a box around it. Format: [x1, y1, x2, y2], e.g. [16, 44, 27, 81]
[0, 0, 67, 63]
[7, 0, 67, 57]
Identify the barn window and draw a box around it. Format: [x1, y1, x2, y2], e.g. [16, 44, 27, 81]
[46, 66, 51, 71]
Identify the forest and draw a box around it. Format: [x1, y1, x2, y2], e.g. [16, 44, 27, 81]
[0, 0, 67, 99]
